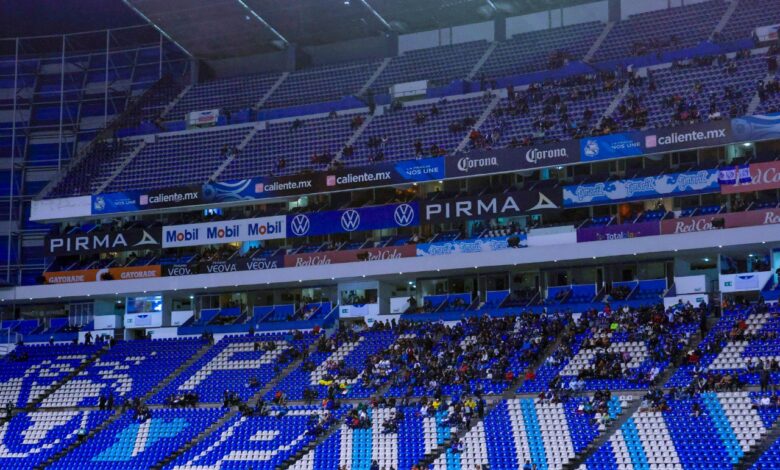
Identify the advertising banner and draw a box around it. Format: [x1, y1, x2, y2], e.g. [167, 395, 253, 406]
[92, 186, 202, 215]
[187, 109, 219, 127]
[660, 208, 780, 235]
[284, 245, 416, 268]
[721, 160, 780, 194]
[287, 202, 419, 238]
[580, 120, 732, 163]
[445, 141, 580, 178]
[421, 190, 561, 223]
[731, 112, 780, 143]
[324, 157, 446, 190]
[107, 265, 161, 281]
[576, 221, 660, 242]
[197, 254, 283, 275]
[416, 235, 525, 256]
[162, 216, 286, 248]
[563, 169, 719, 207]
[45, 227, 162, 255]
[43, 265, 161, 284]
[580, 132, 644, 162]
[44, 269, 98, 284]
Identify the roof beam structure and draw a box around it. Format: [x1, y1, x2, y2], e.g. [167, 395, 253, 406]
[359, 0, 393, 31]
[121, 0, 193, 57]
[235, 0, 290, 46]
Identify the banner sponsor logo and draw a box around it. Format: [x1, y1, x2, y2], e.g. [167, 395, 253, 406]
[576, 221, 660, 242]
[564, 169, 719, 206]
[660, 208, 780, 235]
[162, 216, 286, 248]
[140, 190, 199, 207]
[44, 270, 97, 284]
[524, 146, 570, 164]
[285, 245, 416, 268]
[286, 202, 419, 238]
[46, 228, 161, 255]
[290, 214, 311, 237]
[581, 133, 644, 162]
[326, 171, 392, 187]
[416, 236, 525, 256]
[721, 160, 780, 194]
[422, 191, 561, 223]
[162, 255, 282, 277]
[393, 203, 415, 226]
[43, 265, 161, 284]
[163, 264, 194, 277]
[645, 126, 728, 150]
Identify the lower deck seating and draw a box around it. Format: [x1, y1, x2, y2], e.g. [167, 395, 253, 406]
[49, 408, 225, 470]
[584, 392, 771, 469]
[0, 410, 112, 470]
[167, 405, 347, 470]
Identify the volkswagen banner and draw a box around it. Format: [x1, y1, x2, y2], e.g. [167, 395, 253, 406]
[287, 202, 419, 238]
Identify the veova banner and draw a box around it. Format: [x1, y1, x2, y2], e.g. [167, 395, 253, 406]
[163, 254, 284, 276]
[162, 216, 286, 248]
[445, 141, 580, 177]
[287, 202, 419, 237]
[45, 227, 162, 255]
[660, 207, 780, 235]
[43, 265, 161, 284]
[721, 160, 780, 194]
[284, 245, 416, 268]
[421, 190, 561, 223]
[416, 235, 526, 256]
[576, 221, 660, 242]
[563, 169, 720, 207]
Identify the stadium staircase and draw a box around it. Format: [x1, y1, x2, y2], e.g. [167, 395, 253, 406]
[150, 408, 240, 470]
[467, 42, 498, 81]
[34, 407, 124, 470]
[411, 325, 572, 469]
[584, 22, 614, 63]
[712, 0, 741, 39]
[256, 72, 290, 109]
[209, 123, 263, 181]
[735, 415, 780, 469]
[26, 344, 109, 411]
[454, 91, 501, 152]
[562, 315, 716, 470]
[358, 58, 392, 97]
[38, 75, 180, 199]
[93, 140, 148, 194]
[334, 111, 376, 162]
[159, 84, 192, 120]
[139, 340, 214, 403]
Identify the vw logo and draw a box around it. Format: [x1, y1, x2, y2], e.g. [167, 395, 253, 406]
[290, 214, 311, 236]
[340, 209, 361, 232]
[393, 204, 415, 226]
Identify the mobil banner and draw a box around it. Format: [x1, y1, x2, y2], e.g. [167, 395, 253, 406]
[563, 169, 719, 207]
[721, 160, 780, 194]
[286, 202, 419, 238]
[284, 245, 416, 268]
[162, 216, 286, 248]
[576, 221, 660, 242]
[421, 190, 561, 224]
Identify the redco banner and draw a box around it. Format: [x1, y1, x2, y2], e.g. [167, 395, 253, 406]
[660, 208, 780, 234]
[284, 245, 416, 268]
[721, 160, 780, 194]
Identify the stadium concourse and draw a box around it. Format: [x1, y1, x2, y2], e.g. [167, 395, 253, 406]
[6, 0, 780, 469]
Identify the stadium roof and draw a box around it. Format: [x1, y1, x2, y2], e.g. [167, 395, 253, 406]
[1, 0, 593, 58]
